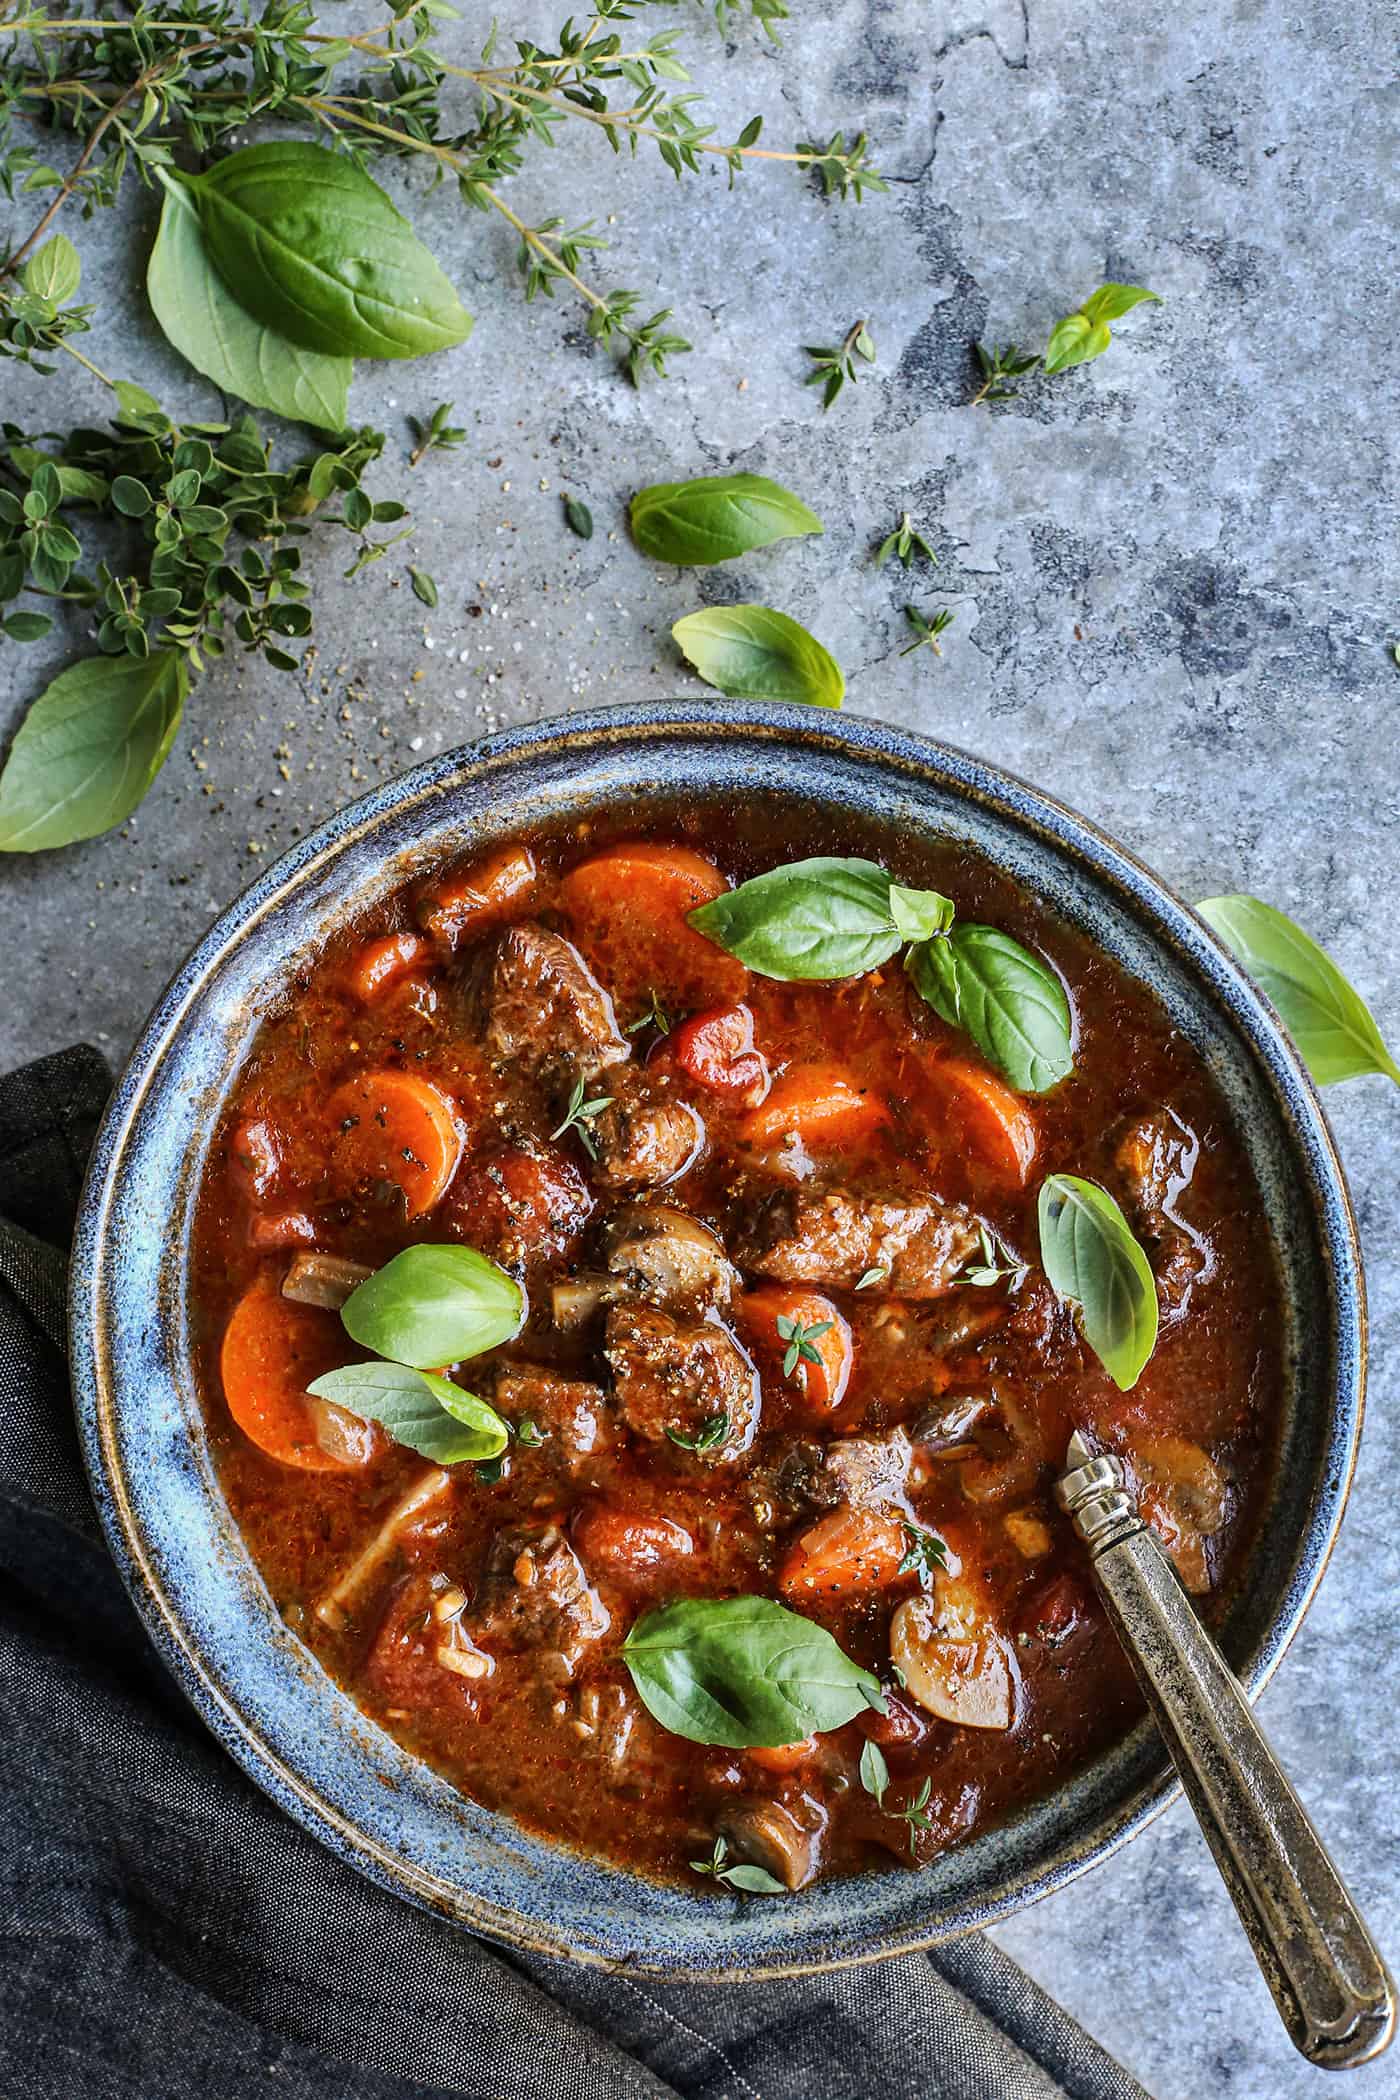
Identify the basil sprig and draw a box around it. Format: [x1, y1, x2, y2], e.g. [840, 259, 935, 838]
[307, 1362, 508, 1464]
[689, 856, 951, 980]
[623, 1595, 884, 1748]
[188, 143, 473, 361]
[906, 925, 1074, 1093]
[1037, 1174, 1158, 1391]
[341, 1244, 524, 1367]
[672, 604, 844, 708]
[631, 473, 823, 566]
[1198, 894, 1400, 1091]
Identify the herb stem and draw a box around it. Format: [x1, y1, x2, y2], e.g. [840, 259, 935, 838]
[1, 62, 152, 280]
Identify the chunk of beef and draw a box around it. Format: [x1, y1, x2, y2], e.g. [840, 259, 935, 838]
[733, 1182, 981, 1299]
[825, 1428, 912, 1510]
[443, 1140, 593, 1268]
[364, 1571, 490, 1719]
[590, 1068, 704, 1191]
[475, 923, 629, 1090]
[1114, 1109, 1211, 1318]
[765, 1438, 843, 1517]
[601, 1203, 737, 1309]
[472, 1524, 610, 1679]
[492, 1365, 616, 1470]
[605, 1302, 760, 1460]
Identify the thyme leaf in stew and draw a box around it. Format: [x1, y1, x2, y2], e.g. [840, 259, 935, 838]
[689, 856, 945, 980]
[340, 1244, 524, 1369]
[307, 1363, 509, 1463]
[898, 1522, 950, 1588]
[1197, 894, 1400, 1090]
[690, 1836, 786, 1895]
[666, 1412, 730, 1453]
[551, 1074, 616, 1158]
[1037, 1174, 1159, 1392]
[906, 924, 1074, 1092]
[623, 1594, 885, 1747]
[858, 1737, 890, 1804]
[776, 1312, 834, 1378]
[631, 472, 823, 566]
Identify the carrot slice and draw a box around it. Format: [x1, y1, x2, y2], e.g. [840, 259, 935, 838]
[326, 1069, 462, 1215]
[347, 930, 427, 1004]
[414, 844, 537, 951]
[738, 1285, 853, 1412]
[914, 1049, 1038, 1185]
[558, 842, 748, 1013]
[740, 1064, 888, 1151]
[778, 1507, 911, 1602]
[746, 1736, 818, 1771]
[220, 1278, 379, 1472]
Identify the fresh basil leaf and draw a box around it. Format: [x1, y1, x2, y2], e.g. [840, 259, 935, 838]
[1080, 283, 1160, 328]
[907, 924, 1073, 1091]
[190, 142, 473, 361]
[623, 1594, 883, 1748]
[673, 604, 844, 708]
[689, 855, 902, 979]
[1037, 1174, 1158, 1391]
[340, 1243, 524, 1368]
[888, 881, 954, 943]
[148, 173, 351, 433]
[307, 1362, 508, 1463]
[23, 233, 81, 306]
[631, 473, 823, 566]
[1197, 894, 1400, 1089]
[0, 649, 188, 852]
[1043, 284, 1159, 374]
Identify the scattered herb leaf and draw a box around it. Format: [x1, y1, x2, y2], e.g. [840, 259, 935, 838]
[858, 1737, 889, 1803]
[897, 1523, 950, 1589]
[875, 511, 936, 568]
[906, 925, 1074, 1092]
[1037, 1174, 1159, 1391]
[1197, 895, 1400, 1090]
[631, 472, 823, 566]
[900, 604, 955, 657]
[408, 402, 466, 468]
[340, 1244, 525, 1369]
[970, 341, 1040, 407]
[673, 603, 844, 708]
[563, 494, 594, 540]
[1042, 284, 1160, 377]
[666, 1413, 731, 1453]
[307, 1362, 508, 1464]
[803, 317, 876, 410]
[551, 1074, 615, 1158]
[409, 567, 439, 608]
[690, 1836, 786, 1895]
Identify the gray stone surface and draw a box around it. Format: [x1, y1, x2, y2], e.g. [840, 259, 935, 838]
[3, 1, 1398, 2093]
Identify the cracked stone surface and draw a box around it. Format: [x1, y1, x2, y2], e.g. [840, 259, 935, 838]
[3, 1, 1398, 2092]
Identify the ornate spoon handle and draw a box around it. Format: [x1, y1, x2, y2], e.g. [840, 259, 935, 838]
[1056, 1435, 1394, 2070]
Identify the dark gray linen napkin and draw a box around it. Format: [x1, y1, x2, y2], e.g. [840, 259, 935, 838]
[0, 1045, 1150, 2100]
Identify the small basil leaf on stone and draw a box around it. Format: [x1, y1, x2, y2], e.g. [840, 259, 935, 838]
[673, 603, 844, 708]
[340, 1244, 524, 1368]
[631, 472, 823, 566]
[307, 1362, 508, 1463]
[689, 855, 902, 979]
[1043, 284, 1159, 374]
[1037, 1174, 1158, 1391]
[907, 924, 1073, 1092]
[623, 1594, 883, 1748]
[189, 142, 473, 361]
[1197, 894, 1400, 1090]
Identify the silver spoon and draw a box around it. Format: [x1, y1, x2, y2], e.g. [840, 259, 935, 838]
[1056, 1430, 1395, 2070]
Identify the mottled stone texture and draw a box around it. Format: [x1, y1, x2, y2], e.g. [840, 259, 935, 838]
[3, 0, 1397, 2091]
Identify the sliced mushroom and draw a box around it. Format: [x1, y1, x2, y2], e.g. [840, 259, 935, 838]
[717, 1793, 829, 1891]
[282, 1252, 373, 1310]
[602, 1204, 738, 1311]
[314, 1468, 452, 1630]
[306, 1395, 379, 1466]
[958, 1388, 1045, 1507]
[910, 1394, 999, 1457]
[1130, 1434, 1229, 1593]
[550, 1272, 625, 1329]
[889, 1582, 1016, 1731]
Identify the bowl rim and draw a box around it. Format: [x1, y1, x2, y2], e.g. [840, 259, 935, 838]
[69, 698, 1366, 1977]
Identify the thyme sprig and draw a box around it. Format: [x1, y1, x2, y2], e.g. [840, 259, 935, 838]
[803, 317, 875, 410]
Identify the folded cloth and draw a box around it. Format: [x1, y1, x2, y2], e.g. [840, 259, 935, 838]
[0, 1046, 1150, 2100]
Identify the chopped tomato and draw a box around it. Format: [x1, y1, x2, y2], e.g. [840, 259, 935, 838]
[572, 1504, 694, 1588]
[228, 1115, 282, 1203]
[740, 1064, 888, 1151]
[326, 1069, 462, 1215]
[854, 1687, 932, 1770]
[671, 1003, 769, 1105]
[442, 1142, 593, 1265]
[247, 1208, 318, 1250]
[414, 844, 537, 951]
[347, 930, 427, 1004]
[220, 1277, 379, 1472]
[558, 842, 748, 1014]
[778, 1507, 910, 1602]
[746, 1736, 818, 1772]
[738, 1285, 852, 1412]
[913, 1047, 1038, 1186]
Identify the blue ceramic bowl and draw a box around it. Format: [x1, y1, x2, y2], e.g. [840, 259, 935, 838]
[70, 701, 1365, 1978]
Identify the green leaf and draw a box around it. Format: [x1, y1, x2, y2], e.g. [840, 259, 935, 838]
[409, 565, 438, 607]
[888, 881, 954, 943]
[0, 649, 188, 852]
[859, 1736, 889, 1802]
[631, 473, 823, 566]
[110, 476, 152, 517]
[2, 611, 54, 642]
[189, 143, 473, 361]
[340, 1243, 524, 1368]
[563, 494, 593, 540]
[673, 603, 843, 707]
[1037, 1174, 1158, 1391]
[623, 1594, 883, 1747]
[1197, 894, 1400, 1089]
[147, 173, 351, 434]
[23, 233, 80, 306]
[1044, 284, 1159, 374]
[111, 381, 170, 433]
[689, 855, 907, 979]
[721, 1863, 788, 1894]
[306, 1362, 508, 1463]
[907, 925, 1074, 1091]
[1080, 283, 1160, 327]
